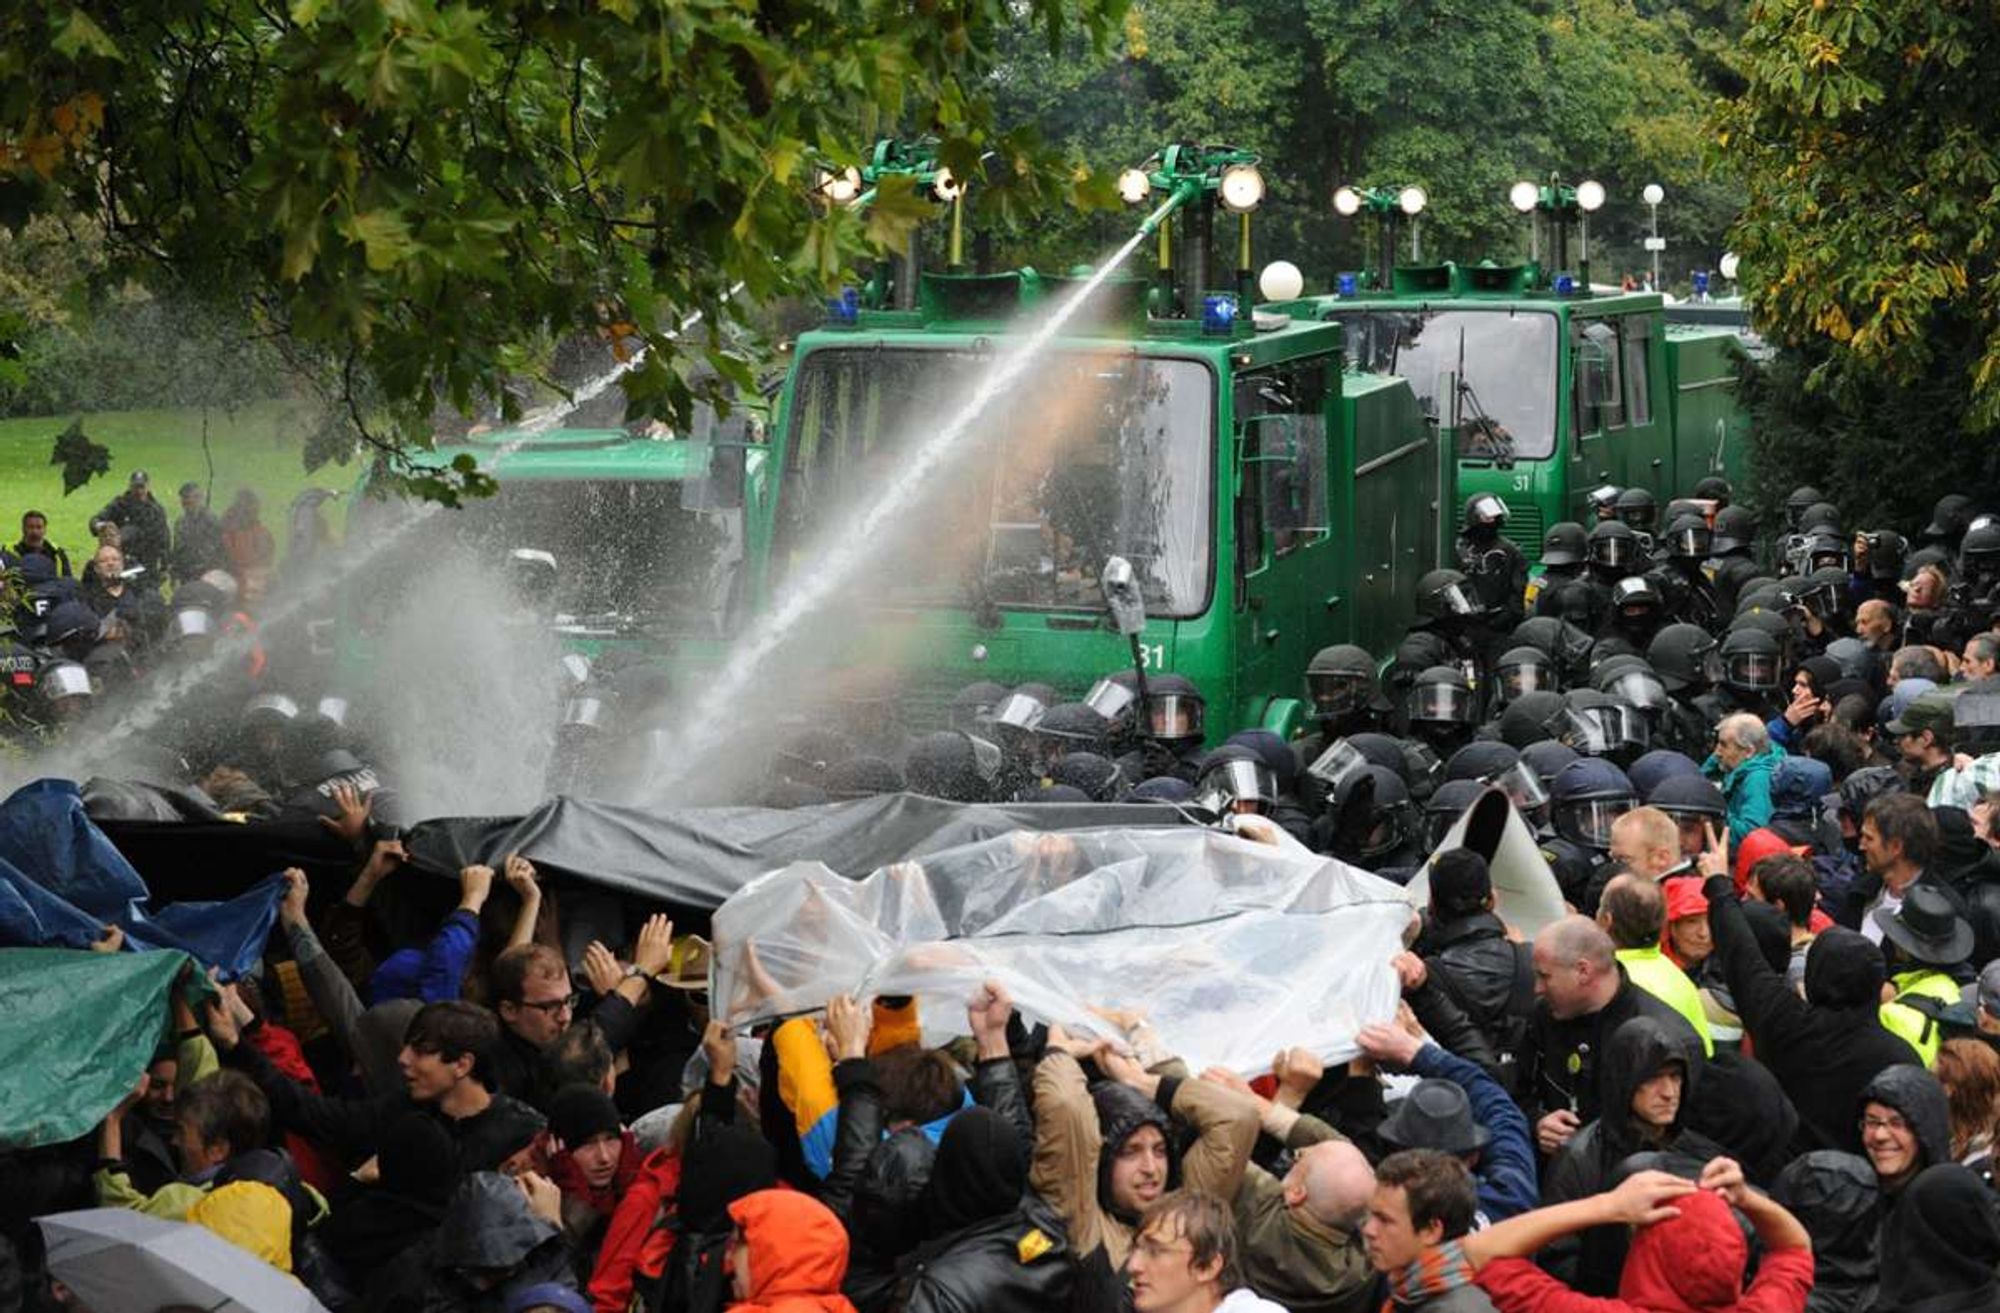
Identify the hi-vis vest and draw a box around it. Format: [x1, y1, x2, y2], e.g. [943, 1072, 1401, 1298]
[1881, 968, 1961, 1066]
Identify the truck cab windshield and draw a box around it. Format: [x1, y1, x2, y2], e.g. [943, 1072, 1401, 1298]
[1329, 309, 1559, 460]
[778, 347, 1214, 618]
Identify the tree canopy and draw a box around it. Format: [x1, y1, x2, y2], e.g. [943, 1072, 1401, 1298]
[1721, 0, 2000, 430]
[0, 1, 1125, 498]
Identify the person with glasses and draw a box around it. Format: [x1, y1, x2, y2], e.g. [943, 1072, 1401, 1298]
[1857, 1065, 1952, 1197]
[488, 912, 678, 1109]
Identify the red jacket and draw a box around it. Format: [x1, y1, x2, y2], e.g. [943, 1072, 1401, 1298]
[588, 1145, 682, 1313]
[1478, 1191, 1813, 1313]
[726, 1189, 856, 1313]
[245, 1020, 341, 1196]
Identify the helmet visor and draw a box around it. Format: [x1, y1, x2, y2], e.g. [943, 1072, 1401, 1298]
[1423, 805, 1462, 851]
[1083, 677, 1138, 723]
[1562, 797, 1635, 848]
[1497, 660, 1553, 703]
[1307, 739, 1371, 793]
[41, 663, 92, 701]
[1585, 704, 1651, 751]
[1360, 804, 1410, 860]
[1609, 671, 1669, 712]
[1546, 705, 1611, 755]
[1725, 651, 1781, 691]
[967, 734, 1004, 782]
[1591, 535, 1636, 569]
[1492, 760, 1550, 811]
[171, 608, 215, 641]
[1145, 692, 1204, 740]
[1667, 525, 1712, 558]
[1428, 580, 1482, 617]
[1617, 503, 1658, 531]
[1402, 741, 1445, 794]
[1469, 494, 1508, 526]
[1410, 683, 1475, 724]
[1306, 672, 1367, 718]
[562, 693, 611, 731]
[1199, 758, 1278, 813]
[991, 692, 1048, 732]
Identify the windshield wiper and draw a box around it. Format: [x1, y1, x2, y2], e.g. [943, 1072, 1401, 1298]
[1453, 326, 1515, 467]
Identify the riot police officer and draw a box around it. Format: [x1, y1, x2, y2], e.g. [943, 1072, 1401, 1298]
[1708, 505, 1762, 617]
[1543, 757, 1638, 909]
[1647, 622, 1729, 752]
[1655, 513, 1719, 629]
[1114, 672, 1207, 784]
[1455, 494, 1529, 626]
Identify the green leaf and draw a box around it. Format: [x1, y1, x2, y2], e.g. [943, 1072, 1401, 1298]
[51, 8, 123, 61]
[340, 209, 421, 271]
[48, 417, 110, 495]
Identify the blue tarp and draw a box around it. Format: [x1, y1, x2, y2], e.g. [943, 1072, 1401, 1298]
[0, 780, 282, 978]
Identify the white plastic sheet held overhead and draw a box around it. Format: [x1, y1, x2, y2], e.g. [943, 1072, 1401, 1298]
[711, 826, 1416, 1074]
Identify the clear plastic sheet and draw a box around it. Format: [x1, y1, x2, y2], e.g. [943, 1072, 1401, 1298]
[712, 826, 1416, 1073]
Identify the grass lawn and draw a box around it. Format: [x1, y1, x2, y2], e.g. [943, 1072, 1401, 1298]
[0, 402, 358, 567]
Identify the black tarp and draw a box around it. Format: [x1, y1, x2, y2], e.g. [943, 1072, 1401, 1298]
[94, 791, 1192, 914]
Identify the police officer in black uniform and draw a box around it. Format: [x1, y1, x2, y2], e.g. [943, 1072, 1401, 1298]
[1455, 494, 1529, 628]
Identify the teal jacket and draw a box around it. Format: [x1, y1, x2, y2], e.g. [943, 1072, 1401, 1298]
[1702, 744, 1786, 847]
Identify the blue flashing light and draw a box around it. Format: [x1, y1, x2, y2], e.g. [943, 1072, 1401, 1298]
[1692, 270, 1711, 296]
[1553, 273, 1578, 298]
[1202, 294, 1238, 335]
[827, 286, 859, 325]
[1336, 272, 1359, 298]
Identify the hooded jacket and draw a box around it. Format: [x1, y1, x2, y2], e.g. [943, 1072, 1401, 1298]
[726, 1190, 857, 1313]
[1477, 1187, 1814, 1313]
[1858, 1064, 1953, 1188]
[1772, 1151, 1878, 1313]
[1702, 874, 1921, 1155]
[1873, 1163, 2000, 1313]
[422, 1171, 578, 1313]
[899, 1107, 1073, 1313]
[1705, 744, 1785, 848]
[1541, 1017, 1727, 1294]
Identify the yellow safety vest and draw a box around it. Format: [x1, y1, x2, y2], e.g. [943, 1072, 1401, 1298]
[1617, 946, 1716, 1057]
[1880, 968, 1961, 1067]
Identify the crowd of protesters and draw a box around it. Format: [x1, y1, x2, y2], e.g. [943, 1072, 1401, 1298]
[5, 475, 2000, 1313]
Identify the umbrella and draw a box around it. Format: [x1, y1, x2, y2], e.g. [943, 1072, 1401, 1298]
[37, 1207, 327, 1313]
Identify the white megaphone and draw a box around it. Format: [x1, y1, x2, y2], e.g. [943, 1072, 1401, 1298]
[1402, 785, 1566, 939]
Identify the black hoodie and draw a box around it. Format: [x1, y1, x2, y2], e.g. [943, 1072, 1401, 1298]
[900, 1107, 1074, 1313]
[1858, 1064, 1953, 1188]
[1541, 1016, 1726, 1294]
[1936, 807, 2000, 968]
[1773, 1151, 1880, 1313]
[1704, 874, 1922, 1154]
[1874, 1163, 2000, 1313]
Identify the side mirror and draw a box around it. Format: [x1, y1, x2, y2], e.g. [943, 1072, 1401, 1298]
[1100, 555, 1147, 636]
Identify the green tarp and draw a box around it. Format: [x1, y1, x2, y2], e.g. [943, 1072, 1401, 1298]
[0, 947, 194, 1149]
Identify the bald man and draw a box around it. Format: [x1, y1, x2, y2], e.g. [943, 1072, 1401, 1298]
[1522, 915, 1702, 1154]
[1856, 598, 1897, 653]
[1217, 1058, 1376, 1313]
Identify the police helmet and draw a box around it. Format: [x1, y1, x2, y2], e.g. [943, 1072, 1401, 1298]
[1443, 741, 1548, 818]
[1510, 616, 1596, 679]
[1800, 531, 1849, 574]
[1627, 749, 1703, 797]
[1082, 671, 1141, 726]
[1519, 738, 1582, 784]
[1961, 519, 2000, 574]
[1494, 646, 1557, 704]
[1423, 779, 1488, 850]
[168, 607, 215, 644]
[1549, 757, 1638, 850]
[1823, 636, 1881, 687]
[1587, 485, 1623, 520]
[1611, 575, 1662, 616]
[1662, 515, 1712, 561]
[1408, 666, 1477, 727]
[1693, 476, 1733, 505]
[1341, 764, 1415, 861]
[1196, 747, 1280, 817]
[1542, 522, 1588, 567]
[947, 680, 1009, 733]
[1588, 519, 1641, 571]
[1721, 627, 1784, 693]
[1863, 529, 1907, 581]
[1711, 505, 1757, 554]
[1798, 501, 1841, 535]
[906, 730, 1002, 803]
[1464, 494, 1509, 532]
[1599, 665, 1669, 714]
[1033, 703, 1111, 765]
[38, 660, 92, 704]
[1784, 486, 1825, 529]
[1305, 644, 1382, 720]
[1050, 751, 1123, 802]
[1614, 488, 1659, 532]
[1648, 772, 1727, 822]
[1415, 569, 1482, 621]
[243, 692, 300, 726]
[1140, 673, 1206, 745]
[1499, 691, 1569, 749]
[1925, 493, 1975, 543]
[1647, 624, 1723, 694]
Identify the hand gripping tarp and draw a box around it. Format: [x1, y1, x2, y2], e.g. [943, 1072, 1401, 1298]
[0, 947, 194, 1148]
[712, 826, 1415, 1074]
[0, 779, 282, 977]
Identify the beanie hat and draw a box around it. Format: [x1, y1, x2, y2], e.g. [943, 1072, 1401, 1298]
[547, 1084, 623, 1149]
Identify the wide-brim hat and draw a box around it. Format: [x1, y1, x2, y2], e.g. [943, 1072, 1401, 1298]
[1377, 1078, 1489, 1155]
[656, 935, 712, 990]
[1875, 886, 1975, 965]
